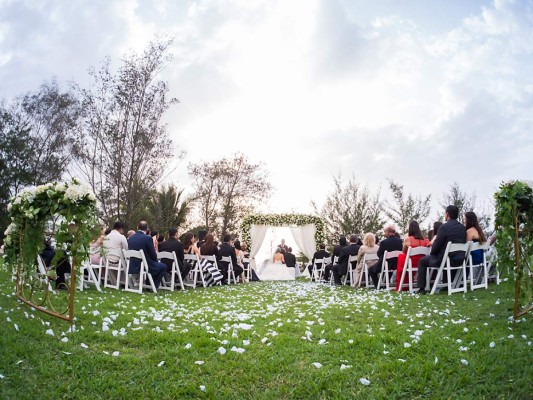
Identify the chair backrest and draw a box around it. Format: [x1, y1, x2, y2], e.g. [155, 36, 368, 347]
[202, 254, 218, 265]
[220, 256, 234, 267]
[104, 248, 125, 264]
[123, 249, 149, 270]
[347, 254, 357, 266]
[385, 250, 402, 260]
[406, 246, 430, 258]
[158, 251, 177, 264]
[363, 253, 379, 265]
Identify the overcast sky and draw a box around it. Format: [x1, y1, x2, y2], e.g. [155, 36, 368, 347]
[1, 0, 532, 225]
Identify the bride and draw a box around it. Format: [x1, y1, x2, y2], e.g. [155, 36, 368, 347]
[256, 248, 295, 281]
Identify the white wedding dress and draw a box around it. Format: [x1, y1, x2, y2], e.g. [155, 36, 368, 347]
[256, 260, 295, 281]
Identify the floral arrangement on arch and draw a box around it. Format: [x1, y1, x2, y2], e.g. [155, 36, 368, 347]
[240, 213, 325, 250]
[3, 179, 99, 280]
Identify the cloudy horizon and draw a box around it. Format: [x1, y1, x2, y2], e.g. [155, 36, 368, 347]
[1, 0, 532, 227]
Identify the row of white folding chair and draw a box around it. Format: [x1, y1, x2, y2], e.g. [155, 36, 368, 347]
[398, 246, 430, 292]
[157, 251, 184, 291]
[377, 250, 402, 291]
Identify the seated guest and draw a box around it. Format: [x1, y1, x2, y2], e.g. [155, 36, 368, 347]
[127, 221, 167, 289]
[369, 226, 403, 288]
[151, 230, 160, 252]
[183, 232, 201, 256]
[104, 222, 129, 263]
[395, 221, 429, 291]
[89, 228, 106, 265]
[284, 247, 297, 269]
[322, 236, 347, 281]
[40, 239, 71, 290]
[218, 234, 244, 282]
[159, 228, 191, 282]
[428, 221, 443, 246]
[200, 233, 220, 258]
[308, 243, 330, 277]
[332, 234, 361, 285]
[416, 205, 467, 294]
[353, 233, 379, 287]
[464, 211, 486, 265]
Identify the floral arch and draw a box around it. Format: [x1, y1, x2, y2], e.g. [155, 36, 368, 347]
[3, 179, 98, 323]
[240, 214, 325, 268]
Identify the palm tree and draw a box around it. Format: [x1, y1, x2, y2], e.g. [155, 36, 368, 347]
[147, 184, 191, 236]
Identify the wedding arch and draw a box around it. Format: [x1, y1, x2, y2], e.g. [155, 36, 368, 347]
[240, 214, 325, 269]
[3, 179, 98, 323]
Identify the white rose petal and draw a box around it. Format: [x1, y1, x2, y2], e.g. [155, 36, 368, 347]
[185, 343, 192, 349]
[508, 334, 514, 339]
[398, 359, 406, 363]
[0, 373, 4, 379]
[80, 343, 88, 349]
[157, 361, 165, 367]
[461, 359, 468, 365]
[340, 364, 352, 370]
[61, 337, 68, 343]
[335, 328, 341, 334]
[359, 378, 371, 386]
[200, 385, 206, 392]
[231, 346, 245, 354]
[435, 357, 438, 364]
[112, 351, 119, 357]
[348, 339, 354, 344]
[45, 329, 54, 336]
[312, 362, 322, 368]
[489, 342, 495, 348]
[14, 324, 18, 332]
[218, 347, 226, 355]
[16, 360, 23, 365]
[318, 339, 327, 345]
[195, 361, 204, 365]
[404, 343, 411, 348]
[243, 340, 250, 346]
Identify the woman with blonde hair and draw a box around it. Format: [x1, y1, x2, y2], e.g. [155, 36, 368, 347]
[353, 232, 378, 287]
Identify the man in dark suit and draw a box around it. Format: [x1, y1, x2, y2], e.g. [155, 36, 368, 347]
[369, 226, 403, 288]
[218, 234, 244, 283]
[285, 247, 297, 269]
[322, 236, 347, 281]
[308, 243, 330, 276]
[159, 228, 191, 281]
[332, 234, 361, 285]
[416, 205, 467, 294]
[127, 221, 167, 290]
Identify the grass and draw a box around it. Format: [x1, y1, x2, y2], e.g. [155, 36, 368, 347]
[0, 267, 531, 400]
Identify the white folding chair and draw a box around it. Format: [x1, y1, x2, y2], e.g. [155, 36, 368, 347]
[311, 257, 331, 283]
[103, 248, 126, 290]
[79, 259, 102, 291]
[220, 256, 238, 284]
[201, 255, 223, 286]
[342, 255, 358, 285]
[398, 246, 430, 292]
[242, 257, 251, 282]
[485, 245, 500, 284]
[157, 251, 184, 291]
[123, 249, 157, 294]
[184, 253, 206, 288]
[36, 255, 54, 291]
[429, 242, 470, 295]
[377, 250, 402, 291]
[357, 253, 378, 288]
[466, 242, 490, 291]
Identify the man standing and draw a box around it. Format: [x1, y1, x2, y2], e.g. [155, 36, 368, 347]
[218, 234, 244, 283]
[369, 226, 403, 288]
[332, 235, 361, 285]
[416, 205, 467, 294]
[127, 221, 167, 290]
[159, 228, 191, 282]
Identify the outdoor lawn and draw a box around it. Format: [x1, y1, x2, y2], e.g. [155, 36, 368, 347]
[0, 267, 531, 399]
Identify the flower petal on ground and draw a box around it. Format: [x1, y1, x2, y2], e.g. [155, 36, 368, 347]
[312, 362, 322, 368]
[359, 378, 371, 385]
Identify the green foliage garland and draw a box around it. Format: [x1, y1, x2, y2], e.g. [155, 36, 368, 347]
[240, 214, 325, 250]
[3, 179, 99, 282]
[494, 180, 533, 318]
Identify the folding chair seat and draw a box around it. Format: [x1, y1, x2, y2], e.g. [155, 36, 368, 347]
[122, 249, 157, 293]
[466, 242, 490, 291]
[157, 251, 184, 291]
[103, 248, 126, 290]
[342, 255, 358, 285]
[184, 253, 206, 288]
[398, 246, 430, 292]
[79, 258, 103, 291]
[357, 253, 379, 288]
[220, 256, 238, 284]
[377, 250, 402, 291]
[428, 242, 470, 295]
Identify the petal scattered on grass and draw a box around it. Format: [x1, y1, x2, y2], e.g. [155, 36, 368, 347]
[157, 361, 165, 367]
[312, 362, 322, 368]
[185, 343, 192, 349]
[61, 337, 68, 343]
[340, 364, 352, 370]
[200, 385, 206, 392]
[45, 329, 54, 336]
[489, 341, 495, 348]
[461, 359, 469, 365]
[195, 361, 204, 365]
[435, 357, 438, 364]
[218, 347, 226, 355]
[80, 343, 88, 349]
[0, 373, 4, 379]
[404, 343, 411, 348]
[359, 378, 371, 386]
[112, 351, 119, 357]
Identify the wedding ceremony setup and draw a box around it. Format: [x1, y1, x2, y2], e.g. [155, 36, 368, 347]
[1, 0, 532, 398]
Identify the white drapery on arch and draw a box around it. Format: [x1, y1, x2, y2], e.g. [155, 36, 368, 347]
[249, 223, 317, 276]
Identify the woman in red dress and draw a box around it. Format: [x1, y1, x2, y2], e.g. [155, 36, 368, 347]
[396, 220, 429, 291]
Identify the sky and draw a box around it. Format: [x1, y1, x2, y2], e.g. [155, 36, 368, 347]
[1, 0, 532, 226]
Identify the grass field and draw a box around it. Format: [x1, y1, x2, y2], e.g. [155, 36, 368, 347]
[0, 267, 531, 399]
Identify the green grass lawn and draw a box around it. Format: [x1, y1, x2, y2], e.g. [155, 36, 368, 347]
[0, 267, 531, 400]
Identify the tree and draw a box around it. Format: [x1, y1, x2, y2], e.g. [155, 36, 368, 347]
[188, 154, 273, 237]
[73, 37, 180, 228]
[146, 184, 191, 235]
[384, 179, 431, 234]
[312, 174, 384, 245]
[440, 182, 477, 221]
